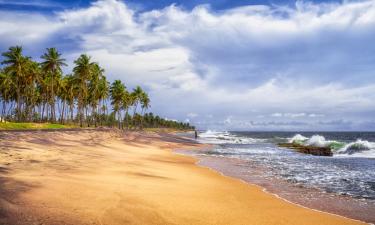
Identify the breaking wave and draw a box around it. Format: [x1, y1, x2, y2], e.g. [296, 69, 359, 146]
[289, 134, 308, 144]
[199, 131, 375, 158]
[289, 134, 375, 158]
[198, 130, 264, 144]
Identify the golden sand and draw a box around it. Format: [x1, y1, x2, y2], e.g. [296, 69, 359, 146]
[0, 130, 365, 225]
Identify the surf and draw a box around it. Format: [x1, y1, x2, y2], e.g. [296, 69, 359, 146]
[289, 134, 375, 158]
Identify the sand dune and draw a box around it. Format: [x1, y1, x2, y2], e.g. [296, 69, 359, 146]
[0, 130, 365, 225]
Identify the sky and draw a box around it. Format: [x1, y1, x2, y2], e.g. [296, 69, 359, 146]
[0, 0, 374, 131]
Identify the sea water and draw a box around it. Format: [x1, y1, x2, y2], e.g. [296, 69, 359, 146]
[196, 131, 375, 200]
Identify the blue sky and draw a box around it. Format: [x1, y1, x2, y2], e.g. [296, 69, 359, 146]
[0, 0, 374, 131]
[0, 0, 340, 11]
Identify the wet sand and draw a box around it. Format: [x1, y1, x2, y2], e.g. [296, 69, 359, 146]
[0, 129, 366, 225]
[180, 152, 375, 223]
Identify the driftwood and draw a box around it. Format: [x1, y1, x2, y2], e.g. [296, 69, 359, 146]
[278, 143, 332, 156]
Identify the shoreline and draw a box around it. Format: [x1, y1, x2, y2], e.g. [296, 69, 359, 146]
[0, 130, 367, 225]
[176, 149, 374, 224]
[183, 155, 368, 224]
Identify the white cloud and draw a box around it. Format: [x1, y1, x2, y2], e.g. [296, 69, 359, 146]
[285, 113, 306, 118]
[187, 113, 198, 118]
[224, 116, 233, 124]
[271, 113, 283, 117]
[0, 0, 374, 130]
[308, 113, 325, 118]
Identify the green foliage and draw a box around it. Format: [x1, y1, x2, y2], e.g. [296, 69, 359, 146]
[0, 46, 195, 131]
[0, 122, 75, 130]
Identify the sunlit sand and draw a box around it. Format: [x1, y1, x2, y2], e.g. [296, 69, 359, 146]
[0, 130, 365, 225]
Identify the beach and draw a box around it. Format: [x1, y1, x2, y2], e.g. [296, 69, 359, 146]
[189, 131, 375, 223]
[0, 129, 366, 225]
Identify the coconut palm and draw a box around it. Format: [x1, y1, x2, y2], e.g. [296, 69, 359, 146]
[140, 91, 150, 129]
[0, 46, 195, 130]
[40, 48, 67, 122]
[97, 76, 109, 126]
[58, 75, 69, 123]
[131, 86, 143, 117]
[73, 54, 95, 127]
[64, 74, 77, 122]
[121, 90, 132, 129]
[23, 60, 41, 121]
[0, 70, 14, 119]
[1, 46, 31, 121]
[88, 63, 105, 127]
[140, 92, 150, 115]
[110, 80, 126, 129]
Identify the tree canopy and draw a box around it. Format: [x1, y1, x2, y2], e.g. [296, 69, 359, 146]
[0, 46, 194, 130]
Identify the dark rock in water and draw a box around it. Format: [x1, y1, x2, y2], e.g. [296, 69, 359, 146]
[278, 143, 333, 156]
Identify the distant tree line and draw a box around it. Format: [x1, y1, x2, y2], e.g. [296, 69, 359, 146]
[0, 46, 194, 130]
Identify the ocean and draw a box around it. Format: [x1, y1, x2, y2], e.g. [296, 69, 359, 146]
[180, 131, 375, 222]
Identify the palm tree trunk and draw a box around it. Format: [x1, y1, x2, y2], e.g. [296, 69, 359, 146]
[51, 72, 55, 122]
[78, 96, 83, 127]
[125, 108, 129, 130]
[65, 102, 69, 124]
[2, 101, 6, 121]
[118, 111, 122, 129]
[85, 106, 89, 127]
[41, 102, 45, 121]
[133, 102, 138, 117]
[16, 85, 21, 122]
[140, 108, 144, 129]
[46, 104, 50, 122]
[61, 99, 66, 124]
[7, 102, 14, 118]
[70, 104, 74, 122]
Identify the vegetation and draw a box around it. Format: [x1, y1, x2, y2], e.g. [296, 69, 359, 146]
[0, 122, 76, 130]
[0, 46, 194, 130]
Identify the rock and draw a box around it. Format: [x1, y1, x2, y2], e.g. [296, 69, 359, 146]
[277, 143, 332, 156]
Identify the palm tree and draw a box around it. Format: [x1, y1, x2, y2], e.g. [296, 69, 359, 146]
[23, 60, 41, 121]
[73, 54, 94, 127]
[121, 90, 132, 129]
[140, 91, 150, 129]
[1, 46, 31, 121]
[64, 74, 77, 122]
[0, 70, 14, 119]
[40, 48, 67, 122]
[88, 63, 105, 127]
[131, 86, 143, 117]
[0, 46, 195, 130]
[110, 80, 125, 129]
[58, 76, 69, 123]
[98, 76, 109, 125]
[140, 92, 150, 115]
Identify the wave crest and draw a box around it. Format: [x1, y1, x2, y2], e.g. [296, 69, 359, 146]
[337, 139, 375, 155]
[305, 135, 327, 147]
[289, 134, 308, 144]
[288, 134, 375, 158]
[198, 130, 261, 144]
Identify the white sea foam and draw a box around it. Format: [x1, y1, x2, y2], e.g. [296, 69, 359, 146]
[305, 135, 327, 147]
[201, 131, 375, 158]
[335, 139, 375, 158]
[289, 134, 375, 158]
[198, 130, 263, 144]
[288, 134, 308, 143]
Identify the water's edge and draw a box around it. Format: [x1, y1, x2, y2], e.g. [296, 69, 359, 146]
[174, 148, 375, 224]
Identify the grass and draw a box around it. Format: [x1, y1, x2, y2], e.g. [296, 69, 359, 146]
[0, 122, 78, 130]
[0, 123, 193, 131]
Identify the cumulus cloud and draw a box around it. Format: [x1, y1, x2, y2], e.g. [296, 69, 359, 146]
[0, 0, 374, 130]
